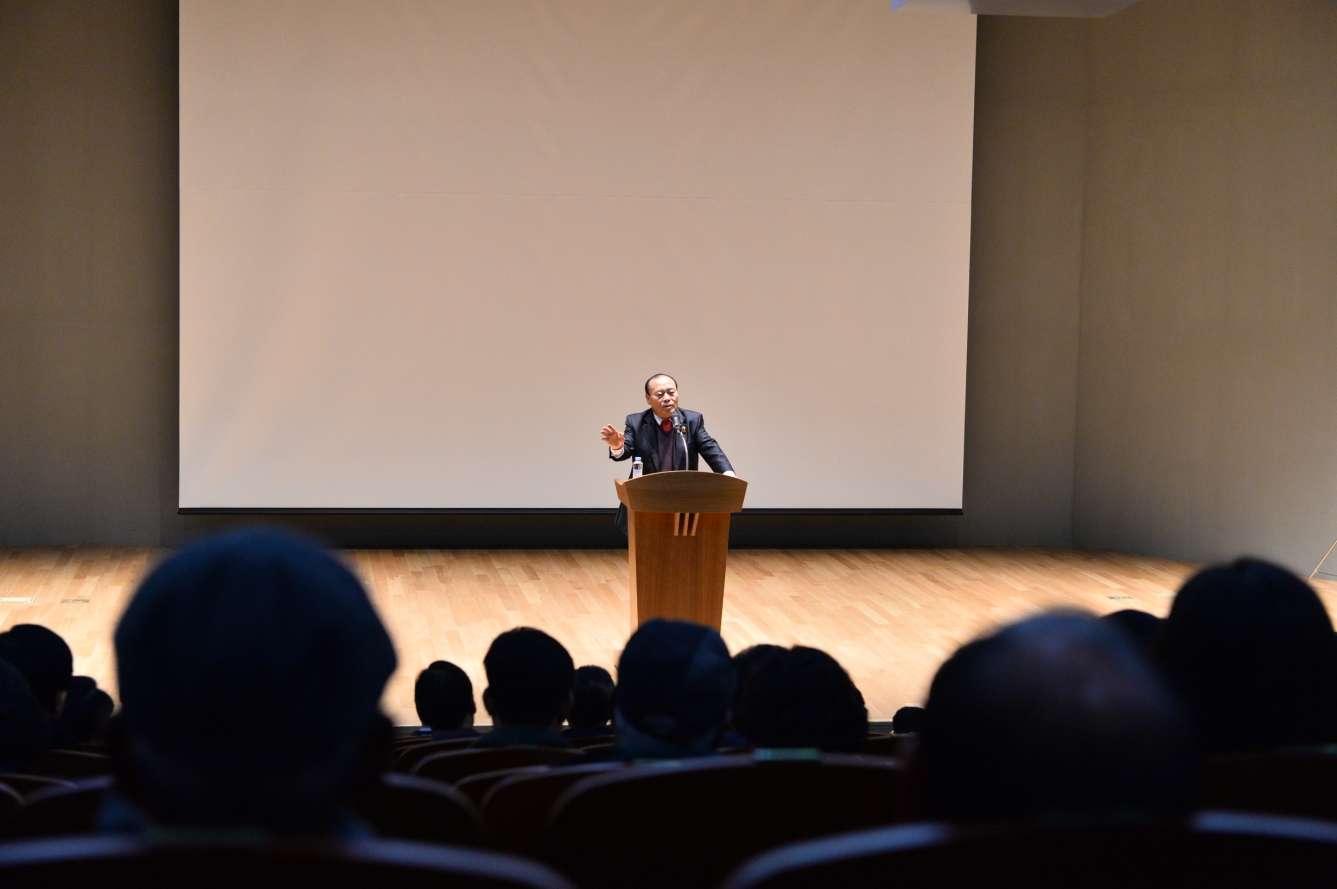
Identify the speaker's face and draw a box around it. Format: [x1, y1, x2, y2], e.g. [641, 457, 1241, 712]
[645, 377, 679, 420]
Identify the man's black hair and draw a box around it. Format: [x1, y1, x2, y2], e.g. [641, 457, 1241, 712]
[483, 628, 575, 727]
[0, 624, 74, 717]
[644, 373, 677, 395]
[920, 612, 1198, 821]
[0, 658, 52, 772]
[735, 646, 868, 753]
[892, 705, 926, 734]
[1155, 558, 1337, 754]
[568, 665, 615, 729]
[414, 660, 475, 731]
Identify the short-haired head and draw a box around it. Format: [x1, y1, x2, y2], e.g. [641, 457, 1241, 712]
[61, 676, 115, 745]
[568, 665, 616, 730]
[0, 658, 53, 772]
[1155, 558, 1337, 753]
[921, 611, 1197, 821]
[415, 660, 476, 731]
[114, 528, 398, 832]
[644, 374, 677, 395]
[0, 624, 73, 717]
[482, 628, 575, 727]
[1099, 609, 1162, 655]
[736, 646, 868, 753]
[893, 705, 926, 734]
[615, 619, 735, 751]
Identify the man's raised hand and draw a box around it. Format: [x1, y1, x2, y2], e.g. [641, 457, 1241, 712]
[600, 424, 625, 451]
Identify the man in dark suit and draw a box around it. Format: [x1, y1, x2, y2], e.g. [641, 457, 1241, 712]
[600, 373, 734, 533]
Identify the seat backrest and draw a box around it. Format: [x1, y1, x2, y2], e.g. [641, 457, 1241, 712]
[5, 777, 112, 839]
[481, 763, 627, 856]
[1204, 751, 1337, 821]
[27, 750, 112, 780]
[0, 783, 24, 826]
[455, 768, 543, 807]
[394, 737, 481, 773]
[546, 753, 906, 889]
[0, 774, 71, 798]
[562, 734, 615, 750]
[0, 835, 576, 889]
[860, 734, 916, 758]
[413, 749, 582, 786]
[357, 773, 483, 847]
[721, 812, 1337, 889]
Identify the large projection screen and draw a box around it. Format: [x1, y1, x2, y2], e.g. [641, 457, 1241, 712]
[180, 1, 976, 509]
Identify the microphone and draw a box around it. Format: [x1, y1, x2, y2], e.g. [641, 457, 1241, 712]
[672, 411, 687, 471]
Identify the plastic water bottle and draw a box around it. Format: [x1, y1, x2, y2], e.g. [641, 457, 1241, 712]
[631, 457, 643, 478]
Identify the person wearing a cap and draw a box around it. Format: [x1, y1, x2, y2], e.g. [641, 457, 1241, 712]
[105, 528, 397, 836]
[594, 618, 736, 760]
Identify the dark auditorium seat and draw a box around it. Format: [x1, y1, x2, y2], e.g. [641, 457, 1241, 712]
[413, 749, 582, 786]
[27, 750, 112, 780]
[395, 737, 481, 773]
[721, 812, 1337, 889]
[357, 773, 484, 847]
[5, 777, 111, 839]
[0, 774, 72, 798]
[481, 763, 627, 856]
[1204, 750, 1337, 821]
[546, 752, 907, 889]
[0, 835, 575, 889]
[0, 784, 23, 826]
[562, 734, 616, 750]
[860, 734, 916, 758]
[455, 769, 539, 808]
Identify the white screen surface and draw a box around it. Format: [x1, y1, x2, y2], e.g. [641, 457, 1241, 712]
[180, 1, 976, 509]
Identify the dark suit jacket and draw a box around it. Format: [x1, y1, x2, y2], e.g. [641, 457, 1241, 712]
[610, 409, 733, 532]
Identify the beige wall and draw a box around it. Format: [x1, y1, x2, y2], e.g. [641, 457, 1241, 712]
[3, 0, 1335, 563]
[1073, 0, 1337, 572]
[0, 1, 176, 545]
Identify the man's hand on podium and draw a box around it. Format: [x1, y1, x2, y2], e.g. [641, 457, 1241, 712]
[600, 424, 625, 451]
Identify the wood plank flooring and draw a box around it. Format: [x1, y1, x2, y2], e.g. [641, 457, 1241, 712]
[4, 547, 1335, 725]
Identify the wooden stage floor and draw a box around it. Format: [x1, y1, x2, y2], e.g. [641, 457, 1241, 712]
[4, 547, 1334, 726]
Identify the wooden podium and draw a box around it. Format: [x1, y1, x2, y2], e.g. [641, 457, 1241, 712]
[615, 471, 747, 632]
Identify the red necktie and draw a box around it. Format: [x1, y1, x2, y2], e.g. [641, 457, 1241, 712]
[661, 419, 671, 432]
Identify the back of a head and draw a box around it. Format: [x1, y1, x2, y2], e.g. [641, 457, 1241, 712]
[920, 612, 1197, 822]
[736, 646, 867, 752]
[61, 676, 115, 744]
[616, 619, 736, 751]
[0, 624, 73, 715]
[1099, 609, 1162, 655]
[114, 528, 397, 832]
[893, 705, 926, 734]
[1155, 558, 1337, 754]
[414, 661, 475, 731]
[483, 628, 574, 727]
[568, 665, 615, 729]
[0, 658, 53, 772]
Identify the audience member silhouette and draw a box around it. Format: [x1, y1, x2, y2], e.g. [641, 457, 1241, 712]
[0, 658, 53, 772]
[0, 623, 81, 750]
[919, 612, 1198, 821]
[893, 705, 925, 734]
[1099, 608, 1161, 656]
[735, 646, 867, 752]
[412, 660, 478, 740]
[109, 528, 397, 834]
[563, 665, 615, 739]
[60, 675, 115, 745]
[605, 619, 736, 759]
[720, 643, 783, 747]
[1155, 558, 1337, 754]
[475, 627, 574, 749]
